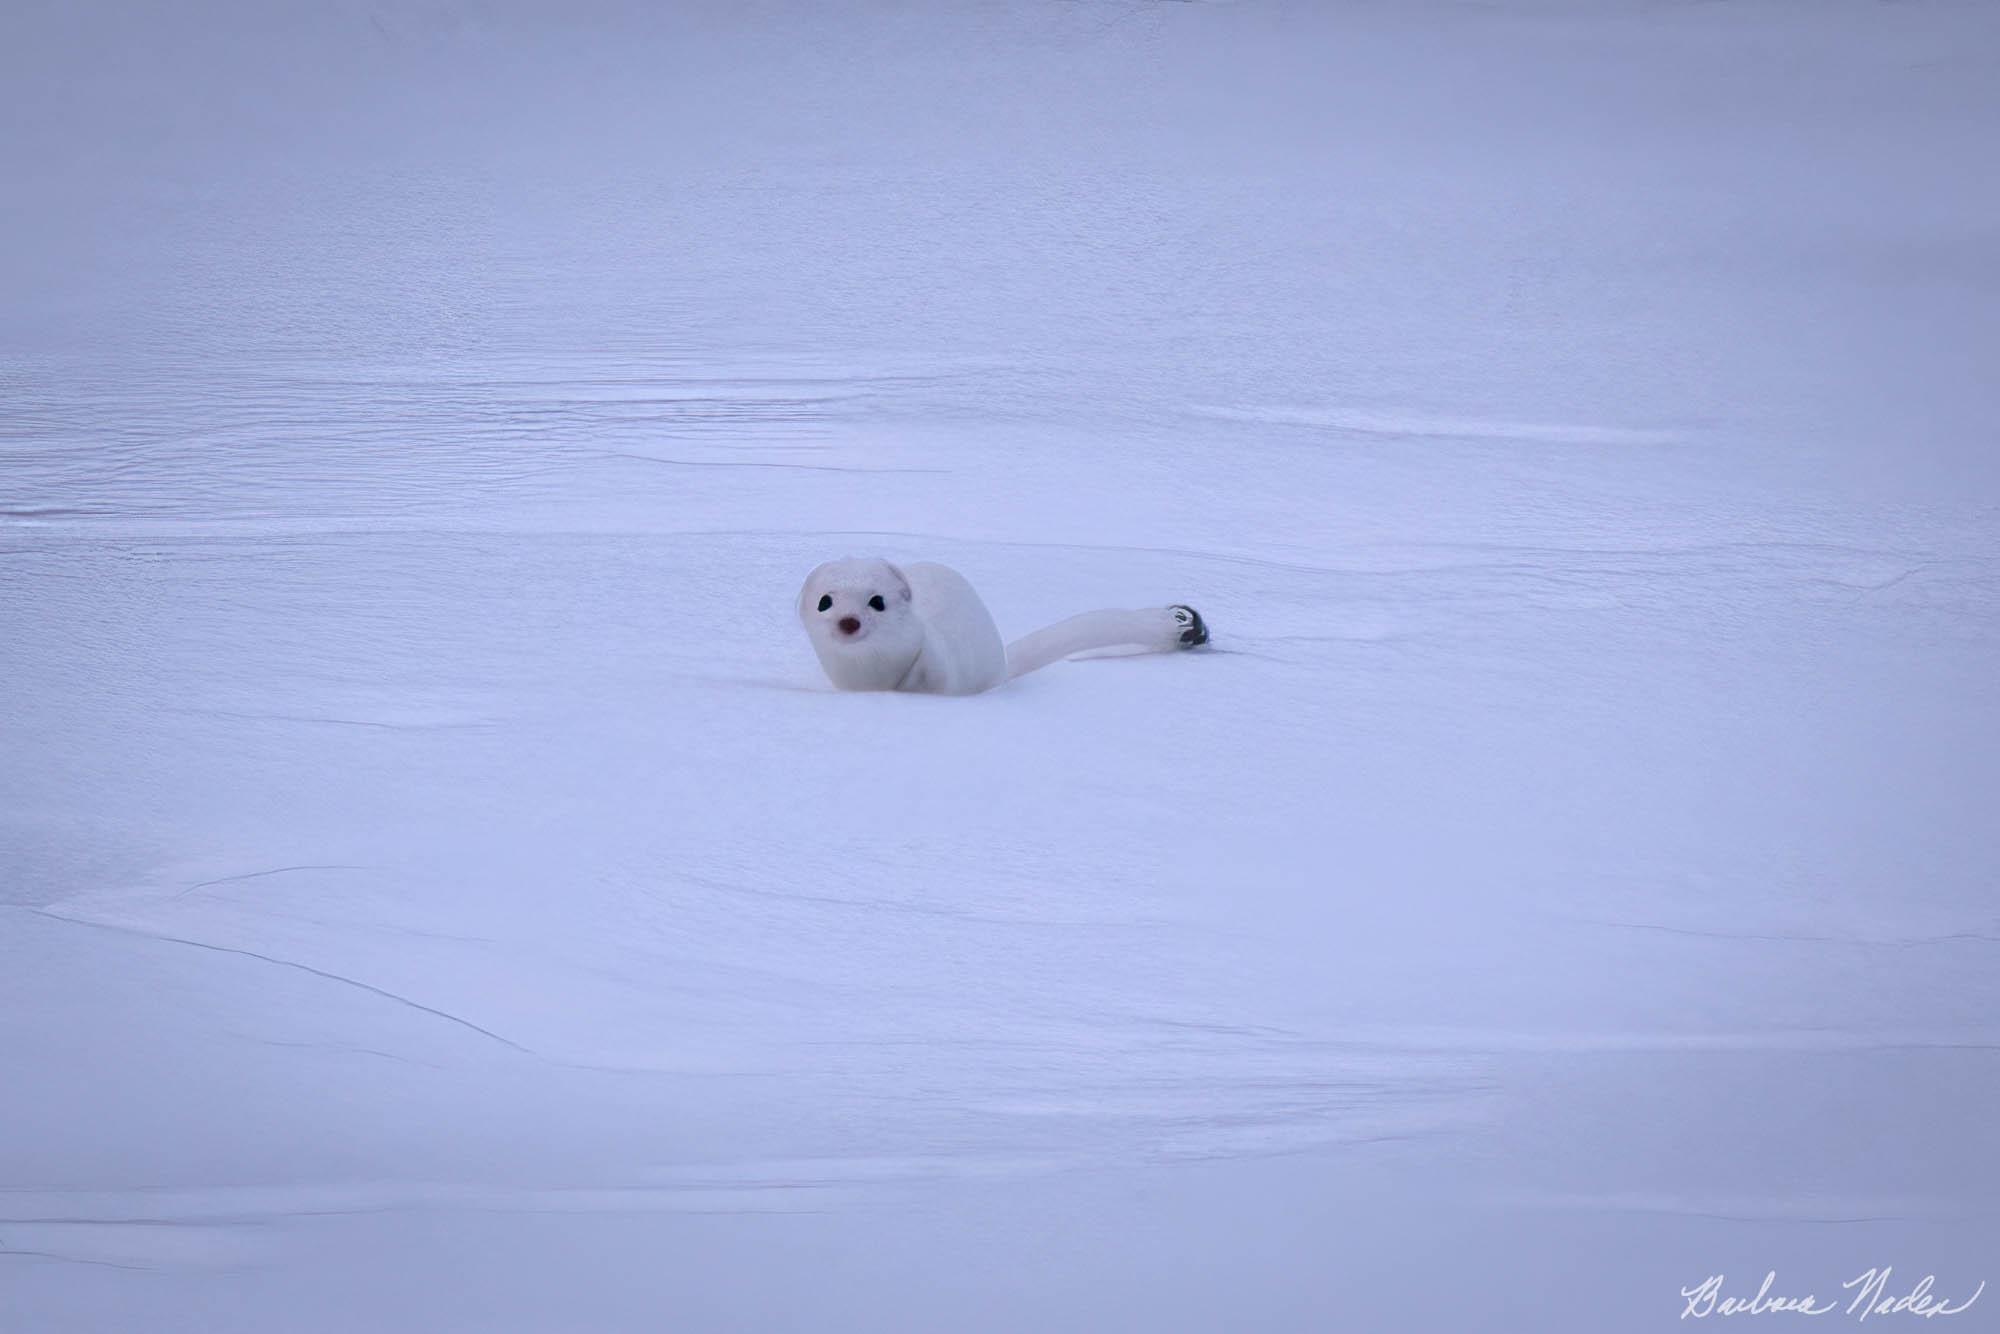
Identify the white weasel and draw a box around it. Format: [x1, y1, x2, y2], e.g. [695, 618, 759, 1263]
[797, 557, 1208, 695]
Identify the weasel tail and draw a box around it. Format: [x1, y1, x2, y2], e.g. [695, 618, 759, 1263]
[1004, 606, 1205, 679]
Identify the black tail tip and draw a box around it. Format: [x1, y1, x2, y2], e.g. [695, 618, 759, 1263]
[1170, 605, 1209, 648]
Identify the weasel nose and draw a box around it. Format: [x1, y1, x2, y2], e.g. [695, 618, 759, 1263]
[838, 617, 861, 635]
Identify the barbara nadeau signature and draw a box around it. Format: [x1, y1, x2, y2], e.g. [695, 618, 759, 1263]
[1681, 1269, 1984, 1321]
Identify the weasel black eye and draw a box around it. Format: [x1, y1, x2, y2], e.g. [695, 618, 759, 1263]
[868, 594, 886, 611]
[816, 594, 832, 612]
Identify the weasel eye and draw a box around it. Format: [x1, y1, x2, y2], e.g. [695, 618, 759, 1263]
[816, 594, 832, 612]
[868, 595, 886, 611]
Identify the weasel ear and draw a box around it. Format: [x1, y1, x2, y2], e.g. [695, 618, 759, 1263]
[883, 562, 914, 603]
[798, 563, 832, 619]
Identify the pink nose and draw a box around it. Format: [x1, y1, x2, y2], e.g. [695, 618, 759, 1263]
[838, 617, 861, 635]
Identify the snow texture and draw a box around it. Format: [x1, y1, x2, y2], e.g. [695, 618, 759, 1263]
[2, 1, 1997, 1329]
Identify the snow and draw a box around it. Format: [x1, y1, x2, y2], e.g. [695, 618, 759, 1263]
[3, 1, 1997, 1328]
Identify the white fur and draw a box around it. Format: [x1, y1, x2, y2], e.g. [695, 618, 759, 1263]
[796, 557, 1191, 695]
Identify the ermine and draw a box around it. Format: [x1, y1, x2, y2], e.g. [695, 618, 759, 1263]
[797, 557, 1207, 695]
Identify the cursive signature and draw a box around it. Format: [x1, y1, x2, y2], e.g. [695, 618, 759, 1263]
[1681, 1270, 1985, 1321]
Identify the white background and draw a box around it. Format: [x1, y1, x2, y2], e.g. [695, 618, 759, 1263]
[3, 2, 1996, 1328]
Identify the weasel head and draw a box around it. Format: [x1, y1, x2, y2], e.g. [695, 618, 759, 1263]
[797, 557, 921, 690]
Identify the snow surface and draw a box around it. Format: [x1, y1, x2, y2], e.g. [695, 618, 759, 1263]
[3, 1, 1998, 1329]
